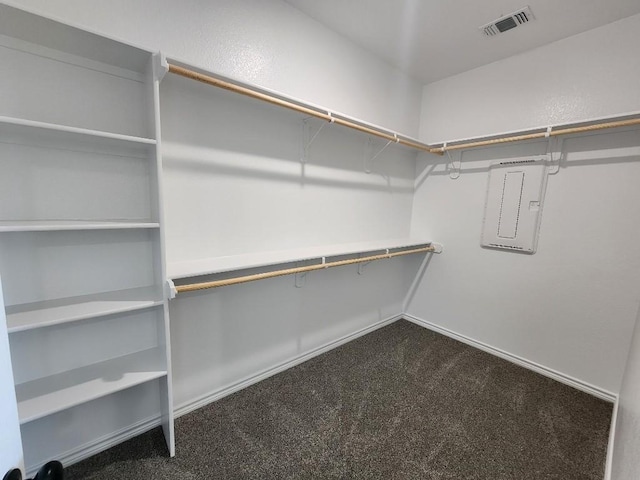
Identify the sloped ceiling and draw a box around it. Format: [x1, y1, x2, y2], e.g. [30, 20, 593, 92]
[284, 0, 640, 84]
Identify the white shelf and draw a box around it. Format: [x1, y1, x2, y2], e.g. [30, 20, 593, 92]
[0, 220, 160, 233]
[6, 287, 164, 333]
[168, 238, 432, 280]
[0, 3, 153, 74]
[15, 347, 167, 424]
[0, 115, 156, 157]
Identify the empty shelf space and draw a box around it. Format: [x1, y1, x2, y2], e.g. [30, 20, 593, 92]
[0, 220, 160, 232]
[6, 286, 164, 333]
[16, 347, 167, 424]
[0, 4, 153, 74]
[168, 238, 433, 279]
[0, 115, 155, 157]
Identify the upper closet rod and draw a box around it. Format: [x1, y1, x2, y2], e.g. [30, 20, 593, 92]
[432, 117, 640, 153]
[167, 63, 441, 156]
[175, 245, 436, 293]
[167, 64, 640, 157]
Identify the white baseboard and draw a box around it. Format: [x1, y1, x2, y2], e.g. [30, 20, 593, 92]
[50, 312, 618, 475]
[27, 415, 161, 477]
[174, 314, 403, 418]
[29, 315, 401, 473]
[604, 396, 620, 480]
[403, 314, 617, 403]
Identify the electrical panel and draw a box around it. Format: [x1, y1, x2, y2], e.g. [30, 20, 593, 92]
[481, 157, 548, 253]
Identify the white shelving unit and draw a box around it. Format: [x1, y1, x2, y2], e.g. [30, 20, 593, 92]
[16, 347, 167, 424]
[169, 238, 434, 280]
[0, 3, 174, 475]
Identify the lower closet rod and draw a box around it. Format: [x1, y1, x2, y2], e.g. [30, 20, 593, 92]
[176, 245, 436, 293]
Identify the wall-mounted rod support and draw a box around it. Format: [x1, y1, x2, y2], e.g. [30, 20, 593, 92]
[175, 245, 438, 293]
[305, 117, 330, 150]
[364, 137, 396, 173]
[432, 117, 640, 154]
[166, 279, 177, 299]
[302, 116, 332, 163]
[167, 63, 441, 156]
[372, 136, 397, 160]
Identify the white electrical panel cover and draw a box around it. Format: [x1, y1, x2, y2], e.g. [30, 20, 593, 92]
[481, 157, 548, 253]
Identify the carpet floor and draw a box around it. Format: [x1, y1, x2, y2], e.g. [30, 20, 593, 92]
[65, 320, 612, 479]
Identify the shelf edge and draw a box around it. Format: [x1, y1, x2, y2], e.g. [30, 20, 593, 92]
[0, 222, 161, 233]
[7, 300, 164, 334]
[168, 239, 433, 280]
[0, 115, 157, 145]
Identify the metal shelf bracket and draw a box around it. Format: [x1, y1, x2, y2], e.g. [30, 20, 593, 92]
[364, 135, 398, 173]
[301, 115, 333, 163]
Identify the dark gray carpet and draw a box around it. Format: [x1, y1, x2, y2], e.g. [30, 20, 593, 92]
[65, 320, 612, 479]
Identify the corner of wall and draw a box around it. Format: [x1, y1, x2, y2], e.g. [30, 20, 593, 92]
[610, 301, 640, 479]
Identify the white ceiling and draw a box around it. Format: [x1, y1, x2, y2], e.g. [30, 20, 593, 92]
[284, 0, 640, 84]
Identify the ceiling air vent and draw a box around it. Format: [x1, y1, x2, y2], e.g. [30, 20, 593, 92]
[480, 6, 535, 37]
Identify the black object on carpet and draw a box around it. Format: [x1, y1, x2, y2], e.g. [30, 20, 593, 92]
[65, 320, 612, 479]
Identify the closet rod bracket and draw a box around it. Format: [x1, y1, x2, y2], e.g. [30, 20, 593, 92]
[294, 272, 306, 288]
[445, 143, 461, 179]
[301, 115, 333, 163]
[546, 132, 563, 175]
[153, 53, 169, 82]
[294, 261, 308, 288]
[364, 135, 398, 173]
[166, 279, 177, 299]
[357, 254, 372, 275]
[431, 243, 444, 254]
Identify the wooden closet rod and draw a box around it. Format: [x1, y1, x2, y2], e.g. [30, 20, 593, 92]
[167, 64, 640, 157]
[167, 63, 441, 155]
[175, 245, 435, 293]
[432, 117, 640, 153]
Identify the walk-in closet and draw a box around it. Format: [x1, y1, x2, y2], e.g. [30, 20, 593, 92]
[1, 1, 639, 479]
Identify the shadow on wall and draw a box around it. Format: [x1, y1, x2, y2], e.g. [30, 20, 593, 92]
[162, 143, 414, 194]
[160, 74, 418, 192]
[402, 251, 436, 311]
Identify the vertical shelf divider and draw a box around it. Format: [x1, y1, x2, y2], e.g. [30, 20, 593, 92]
[150, 52, 175, 456]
